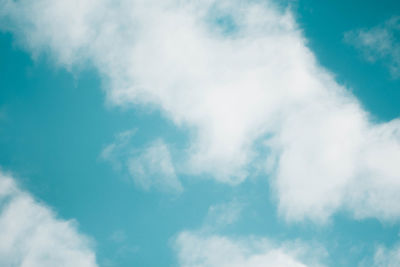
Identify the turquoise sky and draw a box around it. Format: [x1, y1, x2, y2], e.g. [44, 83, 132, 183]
[1, 1, 400, 266]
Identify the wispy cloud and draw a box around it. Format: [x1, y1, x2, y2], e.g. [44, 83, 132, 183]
[359, 242, 400, 267]
[0, 170, 98, 267]
[128, 139, 183, 193]
[101, 130, 136, 171]
[173, 200, 326, 266]
[344, 16, 400, 77]
[102, 131, 182, 194]
[107, 229, 139, 265]
[174, 231, 326, 267]
[110, 230, 127, 244]
[1, 0, 400, 223]
[203, 200, 244, 229]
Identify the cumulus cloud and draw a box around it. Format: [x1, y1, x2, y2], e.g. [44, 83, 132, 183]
[0, 170, 98, 267]
[1, 0, 400, 223]
[345, 16, 400, 77]
[174, 231, 326, 267]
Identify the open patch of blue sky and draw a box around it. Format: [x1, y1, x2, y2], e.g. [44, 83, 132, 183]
[0, 0, 400, 266]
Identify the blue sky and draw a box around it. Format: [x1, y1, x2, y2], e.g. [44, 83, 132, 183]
[0, 0, 400, 266]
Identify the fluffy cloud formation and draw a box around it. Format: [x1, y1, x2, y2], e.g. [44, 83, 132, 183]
[345, 16, 400, 77]
[0, 170, 98, 267]
[174, 231, 326, 267]
[1, 0, 400, 222]
[101, 131, 182, 193]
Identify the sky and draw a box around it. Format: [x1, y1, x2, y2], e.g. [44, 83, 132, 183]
[0, 0, 400, 266]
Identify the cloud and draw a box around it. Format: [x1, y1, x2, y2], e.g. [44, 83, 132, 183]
[373, 244, 400, 267]
[110, 230, 127, 243]
[358, 242, 400, 267]
[268, 103, 400, 223]
[107, 229, 139, 264]
[172, 201, 326, 267]
[101, 129, 136, 171]
[128, 139, 183, 193]
[0, 170, 98, 267]
[174, 231, 326, 267]
[344, 16, 400, 77]
[102, 132, 183, 193]
[1, 0, 400, 223]
[203, 200, 243, 229]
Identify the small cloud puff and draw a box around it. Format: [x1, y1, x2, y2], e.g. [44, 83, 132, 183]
[128, 139, 183, 193]
[345, 16, 400, 77]
[204, 200, 244, 229]
[101, 131, 183, 194]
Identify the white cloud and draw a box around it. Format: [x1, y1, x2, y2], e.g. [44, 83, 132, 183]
[174, 231, 326, 267]
[101, 131, 182, 193]
[269, 102, 400, 223]
[0, 170, 98, 267]
[373, 245, 400, 267]
[1, 0, 400, 223]
[101, 129, 136, 171]
[173, 201, 327, 267]
[344, 16, 400, 77]
[358, 243, 400, 267]
[204, 200, 243, 229]
[128, 139, 183, 193]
